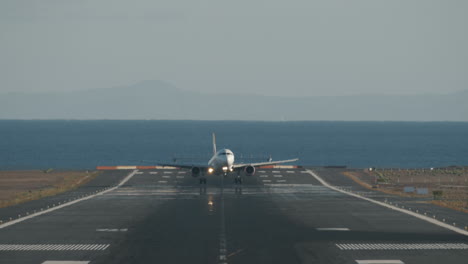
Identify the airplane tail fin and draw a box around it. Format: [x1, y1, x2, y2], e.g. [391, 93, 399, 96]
[212, 133, 217, 155]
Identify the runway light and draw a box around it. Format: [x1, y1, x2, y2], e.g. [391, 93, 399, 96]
[208, 168, 214, 173]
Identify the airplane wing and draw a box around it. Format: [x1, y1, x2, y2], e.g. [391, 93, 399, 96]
[231, 158, 299, 169]
[156, 163, 208, 169]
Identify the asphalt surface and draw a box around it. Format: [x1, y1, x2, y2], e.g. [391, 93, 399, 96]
[0, 168, 467, 264]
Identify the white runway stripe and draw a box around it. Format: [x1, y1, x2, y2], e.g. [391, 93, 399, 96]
[262, 180, 272, 183]
[176, 175, 185, 178]
[276, 180, 287, 183]
[96, 228, 127, 232]
[259, 175, 268, 178]
[149, 172, 158, 174]
[162, 175, 171, 178]
[273, 175, 283, 178]
[258, 170, 266, 173]
[336, 243, 468, 250]
[317, 228, 350, 231]
[355, 261, 404, 264]
[158, 180, 168, 183]
[272, 171, 280, 173]
[286, 171, 295, 173]
[163, 171, 173, 174]
[0, 244, 110, 251]
[42, 261, 90, 264]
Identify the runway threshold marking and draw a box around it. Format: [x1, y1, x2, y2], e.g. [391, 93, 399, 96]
[355, 261, 404, 264]
[0, 244, 110, 251]
[337, 243, 468, 250]
[0, 170, 138, 229]
[316, 228, 350, 231]
[259, 175, 268, 178]
[306, 170, 468, 237]
[273, 175, 283, 178]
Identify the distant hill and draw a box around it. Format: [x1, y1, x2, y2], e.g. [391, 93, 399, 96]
[1, 80, 467, 121]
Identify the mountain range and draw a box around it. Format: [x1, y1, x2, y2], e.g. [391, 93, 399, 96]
[1, 80, 467, 121]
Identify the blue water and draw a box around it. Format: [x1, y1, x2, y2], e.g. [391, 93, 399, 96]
[0, 120, 467, 170]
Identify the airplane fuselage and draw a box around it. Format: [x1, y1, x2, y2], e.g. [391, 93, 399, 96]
[207, 148, 235, 174]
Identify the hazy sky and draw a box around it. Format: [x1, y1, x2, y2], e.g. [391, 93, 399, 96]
[1, 0, 467, 96]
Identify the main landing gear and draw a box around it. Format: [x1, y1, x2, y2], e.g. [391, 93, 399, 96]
[234, 177, 243, 184]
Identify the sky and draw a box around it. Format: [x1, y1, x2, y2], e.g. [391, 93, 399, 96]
[1, 0, 467, 97]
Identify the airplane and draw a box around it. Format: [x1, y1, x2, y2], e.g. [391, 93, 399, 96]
[160, 133, 298, 184]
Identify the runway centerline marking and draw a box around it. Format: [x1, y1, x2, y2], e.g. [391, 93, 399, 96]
[259, 175, 268, 178]
[306, 170, 468, 236]
[162, 175, 171, 178]
[42, 261, 90, 264]
[96, 228, 128, 232]
[355, 261, 404, 264]
[317, 228, 350, 231]
[0, 170, 138, 229]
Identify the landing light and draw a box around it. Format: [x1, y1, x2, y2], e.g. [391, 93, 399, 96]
[208, 201, 214, 206]
[208, 168, 214, 174]
[222, 166, 228, 171]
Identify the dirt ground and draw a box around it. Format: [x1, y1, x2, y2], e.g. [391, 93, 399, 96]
[343, 167, 468, 212]
[0, 170, 97, 208]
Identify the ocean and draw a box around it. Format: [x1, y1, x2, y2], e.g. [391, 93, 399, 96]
[0, 120, 467, 170]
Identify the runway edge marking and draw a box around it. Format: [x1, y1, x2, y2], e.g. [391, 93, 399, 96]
[305, 170, 468, 236]
[0, 170, 138, 229]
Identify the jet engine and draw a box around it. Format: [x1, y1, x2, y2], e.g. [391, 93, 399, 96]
[191, 167, 201, 177]
[244, 165, 255, 176]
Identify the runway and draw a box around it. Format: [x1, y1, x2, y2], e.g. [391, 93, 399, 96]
[0, 168, 467, 264]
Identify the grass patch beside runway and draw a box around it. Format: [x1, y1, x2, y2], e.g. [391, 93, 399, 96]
[0, 170, 100, 208]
